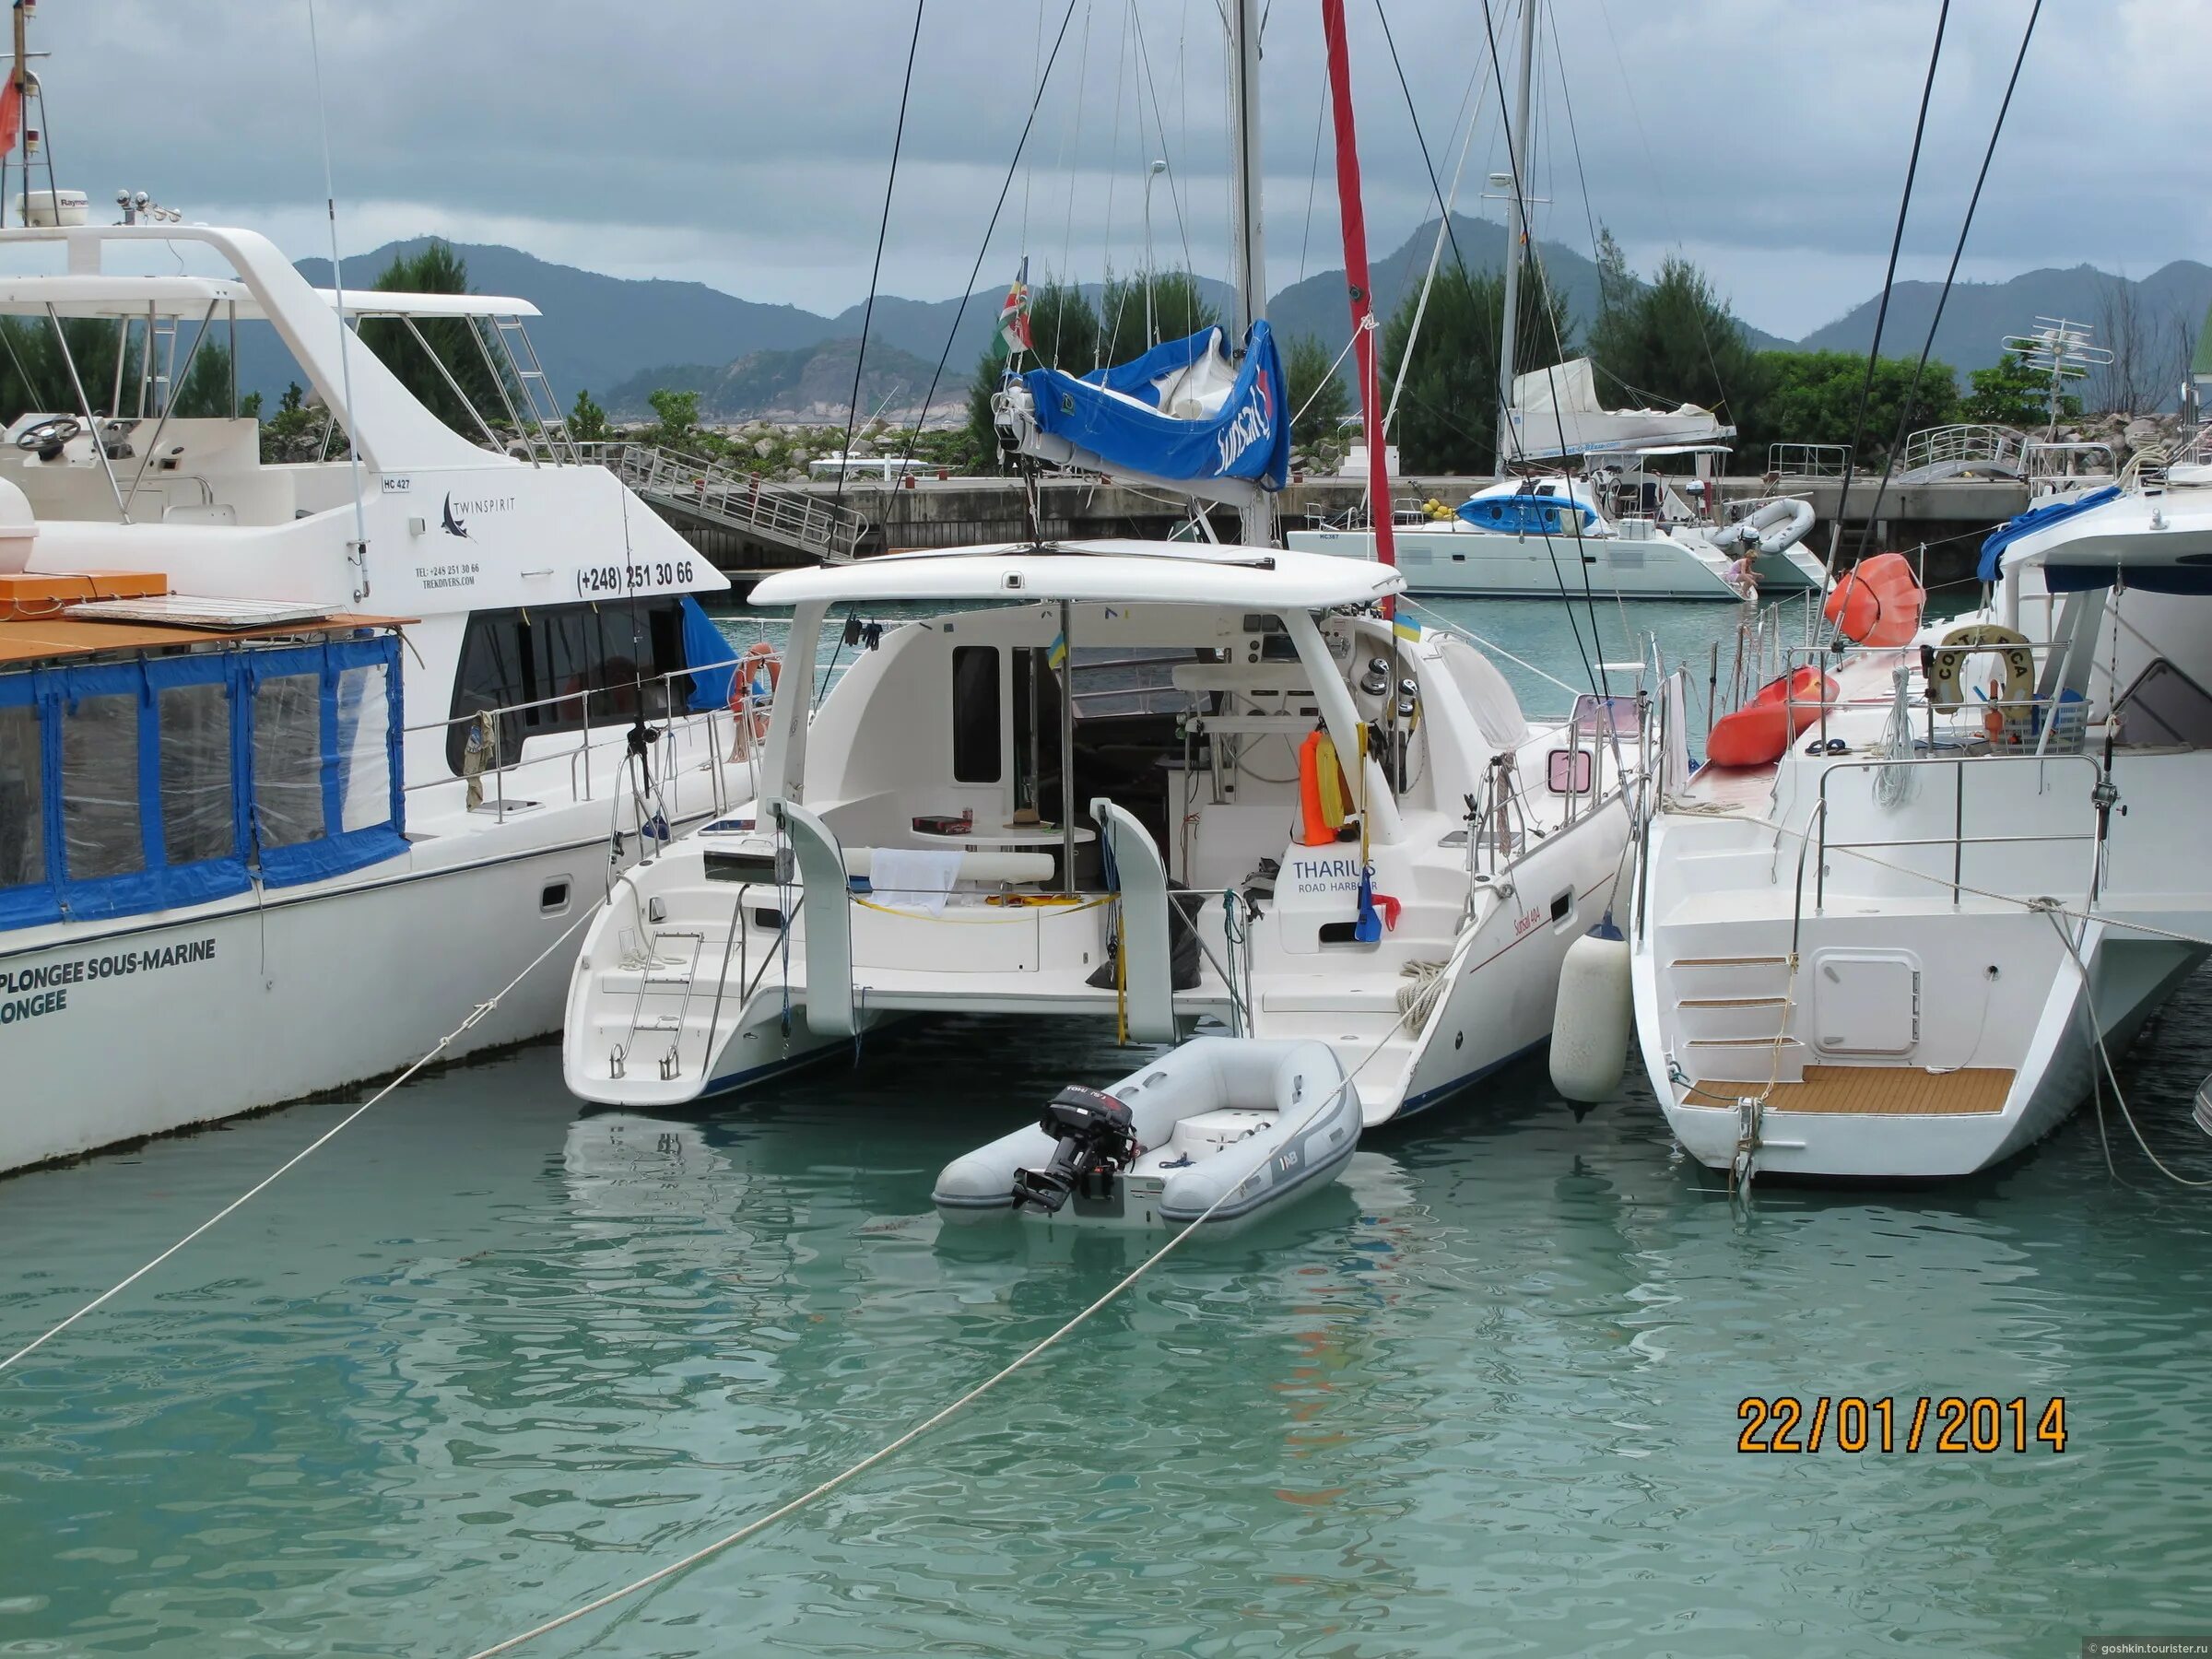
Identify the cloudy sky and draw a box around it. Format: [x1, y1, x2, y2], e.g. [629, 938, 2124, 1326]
[49, 0, 2212, 340]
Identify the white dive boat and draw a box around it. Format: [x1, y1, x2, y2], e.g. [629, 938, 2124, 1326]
[562, 538, 1641, 1127]
[934, 1037, 1358, 1229]
[1629, 462, 2212, 1181]
[0, 218, 744, 1173]
[1289, 364, 1826, 602]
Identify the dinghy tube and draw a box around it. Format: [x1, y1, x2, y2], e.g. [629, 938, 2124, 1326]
[934, 1038, 1359, 1229]
[1712, 496, 1816, 558]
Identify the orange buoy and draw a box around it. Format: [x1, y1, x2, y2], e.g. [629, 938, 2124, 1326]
[1824, 551, 1924, 647]
[1297, 729, 1352, 846]
[1705, 667, 1839, 768]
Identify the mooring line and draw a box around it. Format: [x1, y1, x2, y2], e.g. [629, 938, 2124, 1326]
[0, 900, 606, 1376]
[465, 1008, 1425, 1658]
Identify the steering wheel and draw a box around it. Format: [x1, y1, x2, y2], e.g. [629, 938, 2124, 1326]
[16, 415, 82, 453]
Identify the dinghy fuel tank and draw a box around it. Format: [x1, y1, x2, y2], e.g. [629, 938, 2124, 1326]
[1549, 925, 1632, 1103]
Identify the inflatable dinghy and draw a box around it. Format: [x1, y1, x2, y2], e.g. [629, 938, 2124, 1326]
[934, 1038, 1359, 1230]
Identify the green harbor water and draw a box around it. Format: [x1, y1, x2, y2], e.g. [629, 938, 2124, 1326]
[3, 595, 2209, 1658]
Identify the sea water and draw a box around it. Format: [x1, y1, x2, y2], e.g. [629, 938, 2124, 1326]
[2, 594, 2206, 1658]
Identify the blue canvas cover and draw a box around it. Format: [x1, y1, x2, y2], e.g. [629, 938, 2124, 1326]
[1977, 485, 2121, 582]
[0, 631, 408, 930]
[681, 595, 736, 712]
[1454, 492, 1600, 535]
[1017, 320, 1291, 491]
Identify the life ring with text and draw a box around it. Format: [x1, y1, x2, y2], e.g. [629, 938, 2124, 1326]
[1924, 624, 2031, 713]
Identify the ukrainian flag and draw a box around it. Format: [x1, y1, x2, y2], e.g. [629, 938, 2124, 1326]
[1392, 615, 1423, 644]
[1047, 630, 1068, 669]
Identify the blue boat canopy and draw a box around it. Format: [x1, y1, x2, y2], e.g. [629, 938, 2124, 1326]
[1977, 485, 2121, 582]
[1017, 320, 1291, 491]
[1454, 491, 1601, 537]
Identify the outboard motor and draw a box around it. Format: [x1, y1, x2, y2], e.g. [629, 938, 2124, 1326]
[1011, 1086, 1137, 1214]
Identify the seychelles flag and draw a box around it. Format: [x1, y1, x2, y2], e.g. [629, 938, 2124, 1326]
[997, 256, 1033, 359]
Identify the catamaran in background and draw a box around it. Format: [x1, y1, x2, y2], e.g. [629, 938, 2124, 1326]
[1289, 361, 1827, 602]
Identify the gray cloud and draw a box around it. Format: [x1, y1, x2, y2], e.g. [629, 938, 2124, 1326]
[39, 1, 2212, 339]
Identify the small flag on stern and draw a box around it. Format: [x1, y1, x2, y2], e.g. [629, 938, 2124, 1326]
[1392, 614, 1423, 643]
[997, 255, 1034, 358]
[1046, 629, 1067, 669]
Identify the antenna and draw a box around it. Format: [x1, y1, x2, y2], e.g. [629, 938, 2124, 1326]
[2001, 315, 2112, 434]
[306, 0, 371, 603]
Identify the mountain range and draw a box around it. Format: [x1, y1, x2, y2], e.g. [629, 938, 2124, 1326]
[267, 228, 2206, 425]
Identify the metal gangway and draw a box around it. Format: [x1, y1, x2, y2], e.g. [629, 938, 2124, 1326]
[1766, 442, 1851, 482]
[1893, 424, 2028, 485]
[588, 443, 872, 564]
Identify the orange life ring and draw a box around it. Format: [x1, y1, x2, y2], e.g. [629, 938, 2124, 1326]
[729, 642, 781, 754]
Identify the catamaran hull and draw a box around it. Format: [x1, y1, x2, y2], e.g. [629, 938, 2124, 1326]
[1288, 526, 1819, 599]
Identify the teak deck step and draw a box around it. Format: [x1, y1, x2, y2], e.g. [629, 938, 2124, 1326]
[1671, 955, 1789, 968]
[1694, 1065, 2013, 1117]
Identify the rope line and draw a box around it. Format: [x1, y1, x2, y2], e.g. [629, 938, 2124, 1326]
[0, 899, 608, 1376]
[1820, 0, 1951, 594]
[834, 0, 925, 514]
[893, 0, 1081, 478]
[1852, 0, 2041, 566]
[465, 996, 1430, 1657]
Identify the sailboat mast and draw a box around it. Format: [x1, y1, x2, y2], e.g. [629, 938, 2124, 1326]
[1226, 0, 1266, 337]
[1321, 0, 1395, 603]
[1494, 0, 1537, 475]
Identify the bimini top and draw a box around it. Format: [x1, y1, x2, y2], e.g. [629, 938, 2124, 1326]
[1982, 485, 2212, 592]
[750, 538, 1404, 610]
[0, 273, 542, 322]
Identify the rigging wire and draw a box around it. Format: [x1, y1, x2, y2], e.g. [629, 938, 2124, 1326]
[305, 0, 371, 604]
[1049, 0, 1095, 367]
[1294, 60, 1329, 289]
[1095, 0, 1133, 371]
[835, 0, 926, 513]
[1851, 0, 2041, 567]
[1821, 0, 1952, 591]
[893, 0, 1082, 479]
[1129, 2, 1197, 286]
[1585, 0, 1735, 421]
[1467, 0, 1607, 699]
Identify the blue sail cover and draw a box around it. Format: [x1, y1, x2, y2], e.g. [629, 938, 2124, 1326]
[1018, 320, 1291, 491]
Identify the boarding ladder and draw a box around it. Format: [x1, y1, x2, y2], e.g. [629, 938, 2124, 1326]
[613, 927, 709, 1083]
[469, 313, 580, 465]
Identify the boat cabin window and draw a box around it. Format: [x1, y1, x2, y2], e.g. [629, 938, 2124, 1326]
[0, 702, 44, 889]
[158, 682, 235, 865]
[60, 692, 145, 880]
[447, 600, 690, 774]
[951, 645, 1001, 782]
[0, 635, 407, 931]
[254, 672, 326, 849]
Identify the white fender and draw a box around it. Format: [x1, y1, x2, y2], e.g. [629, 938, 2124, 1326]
[1549, 929, 1632, 1102]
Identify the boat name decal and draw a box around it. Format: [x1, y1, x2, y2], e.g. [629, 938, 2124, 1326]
[1287, 855, 1363, 896]
[1214, 367, 1274, 473]
[0, 936, 218, 1027]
